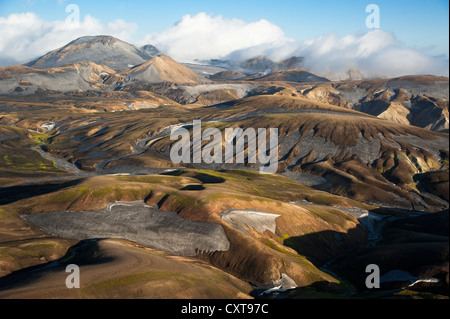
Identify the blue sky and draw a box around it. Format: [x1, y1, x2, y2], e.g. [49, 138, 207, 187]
[1, 0, 448, 57]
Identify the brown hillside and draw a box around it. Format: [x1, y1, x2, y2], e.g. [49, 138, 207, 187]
[122, 55, 204, 84]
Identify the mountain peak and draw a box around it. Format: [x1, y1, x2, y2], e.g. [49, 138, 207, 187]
[69, 35, 118, 44]
[25, 35, 152, 70]
[140, 44, 161, 57]
[122, 54, 206, 84]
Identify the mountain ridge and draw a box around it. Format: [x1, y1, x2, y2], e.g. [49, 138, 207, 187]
[121, 54, 207, 84]
[25, 35, 153, 70]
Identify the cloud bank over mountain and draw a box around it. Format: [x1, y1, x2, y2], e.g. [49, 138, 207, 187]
[293, 30, 449, 79]
[0, 11, 448, 78]
[144, 13, 448, 79]
[139, 12, 292, 62]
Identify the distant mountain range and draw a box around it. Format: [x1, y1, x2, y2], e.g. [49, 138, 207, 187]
[0, 35, 448, 132]
[21, 35, 322, 80]
[203, 55, 305, 75]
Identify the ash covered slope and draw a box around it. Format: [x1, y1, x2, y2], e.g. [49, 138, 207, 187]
[22, 201, 230, 256]
[25, 36, 153, 70]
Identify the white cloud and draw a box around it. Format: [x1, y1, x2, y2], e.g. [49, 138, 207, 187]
[292, 30, 449, 78]
[139, 12, 290, 62]
[0, 12, 137, 66]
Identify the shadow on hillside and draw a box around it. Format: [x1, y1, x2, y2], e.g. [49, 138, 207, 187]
[284, 209, 449, 267]
[180, 185, 206, 191]
[0, 239, 111, 291]
[192, 173, 225, 184]
[282, 226, 367, 267]
[0, 178, 84, 205]
[284, 209, 449, 296]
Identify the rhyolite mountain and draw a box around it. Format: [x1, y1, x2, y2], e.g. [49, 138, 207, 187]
[25, 35, 153, 70]
[121, 54, 207, 84]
